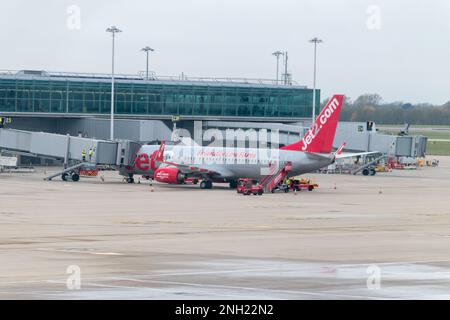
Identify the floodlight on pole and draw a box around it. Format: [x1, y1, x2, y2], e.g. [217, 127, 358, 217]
[272, 51, 284, 85]
[106, 25, 122, 141]
[309, 37, 322, 126]
[141, 46, 155, 80]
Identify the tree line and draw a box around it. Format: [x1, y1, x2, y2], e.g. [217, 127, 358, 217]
[323, 94, 450, 125]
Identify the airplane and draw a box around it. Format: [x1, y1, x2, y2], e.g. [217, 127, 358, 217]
[120, 94, 377, 188]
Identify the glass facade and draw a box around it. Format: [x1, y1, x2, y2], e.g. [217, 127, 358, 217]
[0, 76, 319, 119]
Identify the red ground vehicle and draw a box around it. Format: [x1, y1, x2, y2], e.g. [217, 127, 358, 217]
[237, 178, 264, 196]
[79, 164, 99, 177]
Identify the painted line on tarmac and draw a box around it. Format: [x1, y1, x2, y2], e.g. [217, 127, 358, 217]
[1, 276, 383, 299]
[106, 276, 383, 300]
[45, 280, 175, 294]
[335, 258, 450, 268]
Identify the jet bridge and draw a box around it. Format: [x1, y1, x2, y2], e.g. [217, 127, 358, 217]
[0, 128, 141, 180]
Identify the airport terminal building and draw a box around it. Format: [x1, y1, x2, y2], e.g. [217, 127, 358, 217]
[0, 70, 318, 121]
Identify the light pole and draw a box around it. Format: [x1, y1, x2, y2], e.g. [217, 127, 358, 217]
[106, 25, 122, 141]
[272, 51, 284, 85]
[283, 51, 289, 85]
[141, 46, 155, 80]
[309, 37, 322, 125]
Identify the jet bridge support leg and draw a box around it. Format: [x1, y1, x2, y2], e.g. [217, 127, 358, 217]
[63, 134, 70, 169]
[44, 162, 89, 181]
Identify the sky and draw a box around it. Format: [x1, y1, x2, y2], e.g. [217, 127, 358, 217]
[1, 0, 449, 104]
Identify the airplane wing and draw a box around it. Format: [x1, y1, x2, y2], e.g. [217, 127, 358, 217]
[333, 141, 381, 160]
[291, 141, 380, 162]
[160, 160, 235, 178]
[335, 151, 381, 159]
[160, 161, 219, 175]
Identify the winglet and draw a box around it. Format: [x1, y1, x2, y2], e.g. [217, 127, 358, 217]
[155, 140, 165, 163]
[336, 142, 346, 156]
[332, 142, 346, 163]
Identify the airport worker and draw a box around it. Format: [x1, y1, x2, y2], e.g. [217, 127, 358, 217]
[285, 178, 291, 186]
[88, 147, 94, 160]
[82, 148, 86, 162]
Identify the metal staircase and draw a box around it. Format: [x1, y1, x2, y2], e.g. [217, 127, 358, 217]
[260, 161, 292, 192]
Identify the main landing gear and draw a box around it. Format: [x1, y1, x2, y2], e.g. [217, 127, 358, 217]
[126, 174, 135, 183]
[229, 180, 238, 189]
[200, 180, 213, 189]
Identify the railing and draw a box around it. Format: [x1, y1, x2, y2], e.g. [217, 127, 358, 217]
[0, 69, 303, 87]
[0, 70, 144, 80]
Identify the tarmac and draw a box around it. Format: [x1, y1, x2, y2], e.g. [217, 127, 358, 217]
[1, 156, 450, 299]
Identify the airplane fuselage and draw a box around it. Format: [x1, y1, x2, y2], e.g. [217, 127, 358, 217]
[126, 144, 333, 181]
[122, 94, 345, 184]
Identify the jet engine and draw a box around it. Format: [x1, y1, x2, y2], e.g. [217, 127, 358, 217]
[154, 168, 185, 184]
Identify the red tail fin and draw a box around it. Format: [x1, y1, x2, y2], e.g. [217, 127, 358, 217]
[281, 94, 344, 153]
